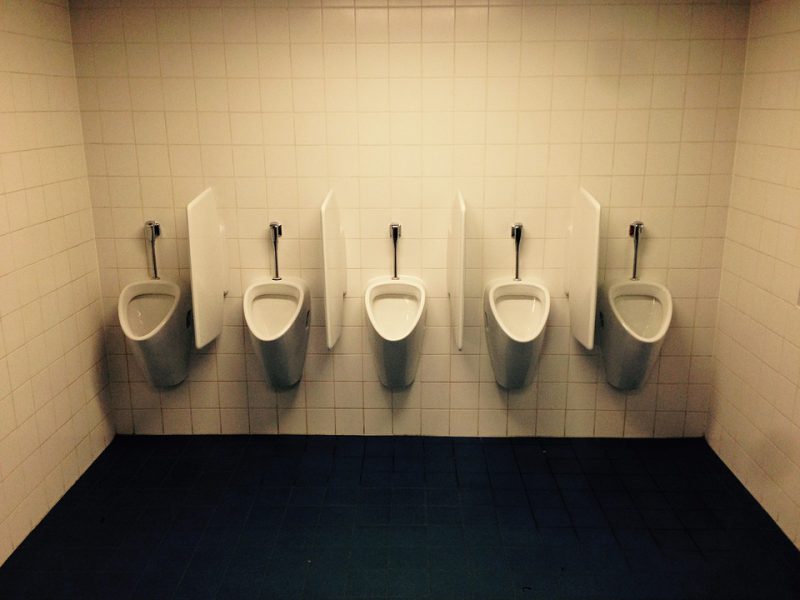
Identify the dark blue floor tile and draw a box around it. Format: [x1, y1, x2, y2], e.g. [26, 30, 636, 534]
[458, 470, 490, 488]
[461, 504, 496, 524]
[690, 528, 738, 553]
[425, 471, 457, 487]
[496, 505, 535, 527]
[360, 471, 392, 486]
[537, 527, 579, 546]
[310, 499, 350, 527]
[427, 506, 461, 524]
[390, 505, 426, 525]
[522, 472, 558, 489]
[428, 544, 470, 569]
[614, 528, 658, 550]
[229, 539, 273, 571]
[556, 472, 591, 490]
[516, 452, 548, 473]
[596, 489, 634, 509]
[429, 567, 477, 600]
[489, 471, 524, 489]
[312, 523, 354, 548]
[604, 508, 645, 529]
[363, 456, 392, 471]
[472, 565, 516, 599]
[561, 488, 598, 509]
[388, 545, 428, 569]
[259, 560, 307, 600]
[388, 568, 429, 598]
[352, 526, 389, 549]
[350, 544, 388, 569]
[527, 488, 563, 508]
[641, 508, 683, 529]
[427, 487, 460, 506]
[391, 488, 425, 506]
[493, 488, 528, 506]
[285, 505, 322, 524]
[356, 505, 391, 525]
[3, 435, 800, 599]
[290, 486, 328, 507]
[386, 525, 426, 547]
[324, 486, 360, 506]
[458, 488, 492, 506]
[664, 491, 706, 510]
[581, 458, 614, 474]
[499, 524, 540, 546]
[255, 486, 292, 507]
[358, 485, 392, 506]
[427, 524, 464, 546]
[392, 471, 425, 486]
[276, 524, 317, 548]
[132, 544, 195, 599]
[346, 567, 389, 597]
[533, 507, 572, 528]
[463, 524, 502, 545]
[0, 569, 29, 598]
[245, 507, 285, 531]
[652, 529, 698, 552]
[548, 457, 582, 473]
[395, 455, 424, 472]
[677, 508, 720, 530]
[576, 527, 617, 545]
[569, 507, 608, 528]
[588, 473, 626, 491]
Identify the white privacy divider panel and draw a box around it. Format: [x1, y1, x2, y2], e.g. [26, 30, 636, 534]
[187, 187, 227, 349]
[565, 187, 601, 350]
[321, 190, 347, 350]
[447, 191, 466, 351]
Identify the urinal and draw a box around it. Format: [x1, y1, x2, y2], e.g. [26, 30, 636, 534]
[484, 279, 550, 389]
[483, 223, 551, 389]
[596, 221, 673, 390]
[243, 221, 311, 388]
[244, 277, 311, 389]
[118, 279, 193, 387]
[365, 275, 427, 388]
[597, 279, 672, 390]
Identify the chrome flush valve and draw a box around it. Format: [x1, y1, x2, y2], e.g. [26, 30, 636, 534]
[511, 223, 523, 281]
[270, 221, 282, 280]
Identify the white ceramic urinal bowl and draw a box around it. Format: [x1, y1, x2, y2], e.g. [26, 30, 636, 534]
[118, 280, 193, 387]
[484, 279, 551, 389]
[244, 277, 311, 389]
[597, 280, 673, 390]
[365, 276, 427, 388]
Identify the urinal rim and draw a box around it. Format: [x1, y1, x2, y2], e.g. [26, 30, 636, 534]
[486, 278, 551, 344]
[605, 279, 673, 344]
[118, 279, 182, 342]
[364, 275, 427, 342]
[244, 277, 309, 342]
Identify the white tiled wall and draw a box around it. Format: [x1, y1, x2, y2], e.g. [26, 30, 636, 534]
[708, 0, 800, 548]
[0, 0, 115, 566]
[70, 0, 748, 438]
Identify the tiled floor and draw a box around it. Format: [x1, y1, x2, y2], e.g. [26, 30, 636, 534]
[1, 436, 799, 599]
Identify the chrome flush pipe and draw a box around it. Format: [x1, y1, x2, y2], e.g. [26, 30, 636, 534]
[145, 220, 160, 280]
[390, 223, 401, 280]
[629, 220, 644, 281]
[511, 223, 523, 281]
[270, 221, 282, 280]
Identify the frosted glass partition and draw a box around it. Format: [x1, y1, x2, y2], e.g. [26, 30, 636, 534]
[565, 187, 601, 350]
[187, 187, 227, 349]
[321, 190, 347, 350]
[447, 191, 466, 351]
